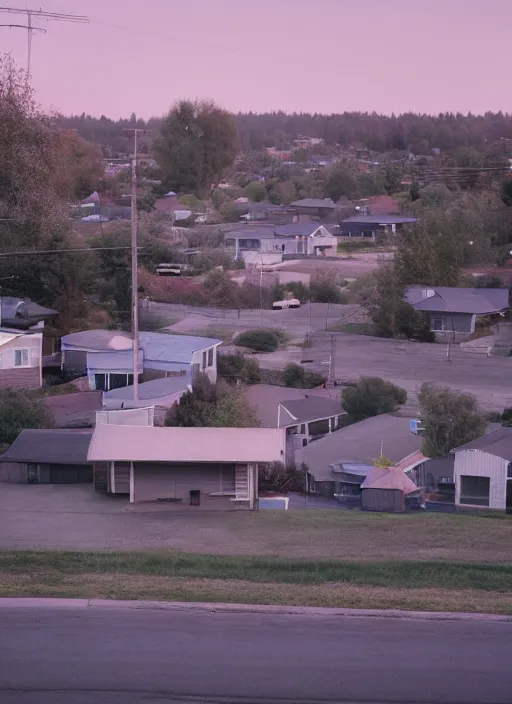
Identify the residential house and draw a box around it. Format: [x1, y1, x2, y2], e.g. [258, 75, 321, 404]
[60, 330, 222, 390]
[303, 414, 422, 497]
[360, 466, 419, 512]
[453, 429, 512, 511]
[245, 384, 345, 464]
[87, 424, 286, 508]
[338, 215, 417, 239]
[226, 223, 337, 261]
[290, 198, 337, 220]
[0, 429, 93, 484]
[405, 286, 509, 340]
[0, 297, 58, 388]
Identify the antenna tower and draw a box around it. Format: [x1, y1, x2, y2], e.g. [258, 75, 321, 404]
[0, 6, 88, 76]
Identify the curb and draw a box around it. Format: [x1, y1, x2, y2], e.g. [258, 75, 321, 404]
[0, 598, 511, 622]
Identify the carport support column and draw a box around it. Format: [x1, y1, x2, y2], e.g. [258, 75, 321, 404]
[129, 461, 134, 503]
[248, 463, 257, 509]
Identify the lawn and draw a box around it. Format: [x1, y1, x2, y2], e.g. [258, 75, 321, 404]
[2, 550, 512, 614]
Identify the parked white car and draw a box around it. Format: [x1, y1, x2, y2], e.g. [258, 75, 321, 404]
[272, 298, 301, 310]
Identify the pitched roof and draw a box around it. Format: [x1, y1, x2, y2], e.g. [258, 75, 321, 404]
[280, 397, 343, 425]
[342, 215, 417, 225]
[303, 414, 421, 481]
[245, 384, 341, 428]
[405, 287, 509, 315]
[361, 466, 418, 494]
[454, 428, 512, 461]
[274, 223, 329, 237]
[291, 198, 336, 209]
[87, 425, 286, 463]
[0, 429, 93, 464]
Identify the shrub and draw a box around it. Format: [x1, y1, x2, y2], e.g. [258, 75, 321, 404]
[218, 353, 261, 384]
[0, 389, 54, 445]
[234, 329, 280, 352]
[342, 376, 407, 421]
[284, 363, 306, 388]
[284, 363, 326, 389]
[310, 272, 345, 303]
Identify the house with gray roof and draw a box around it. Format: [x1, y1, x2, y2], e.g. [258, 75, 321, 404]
[0, 429, 93, 484]
[245, 384, 345, 465]
[61, 330, 221, 391]
[225, 222, 337, 260]
[339, 215, 417, 239]
[405, 286, 509, 340]
[302, 414, 422, 497]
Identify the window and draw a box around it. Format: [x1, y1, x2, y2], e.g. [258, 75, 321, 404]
[14, 348, 29, 367]
[433, 317, 444, 331]
[508, 462, 512, 479]
[207, 348, 214, 367]
[460, 475, 490, 506]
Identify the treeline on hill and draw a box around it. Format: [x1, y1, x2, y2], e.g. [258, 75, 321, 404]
[55, 111, 512, 157]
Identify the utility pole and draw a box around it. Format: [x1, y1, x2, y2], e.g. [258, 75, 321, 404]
[0, 7, 89, 78]
[327, 334, 336, 387]
[123, 128, 146, 402]
[123, 127, 150, 402]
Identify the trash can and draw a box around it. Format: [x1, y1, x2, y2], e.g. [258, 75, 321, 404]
[189, 490, 201, 506]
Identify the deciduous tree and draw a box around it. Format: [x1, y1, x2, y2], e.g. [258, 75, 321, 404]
[154, 100, 237, 195]
[418, 383, 487, 458]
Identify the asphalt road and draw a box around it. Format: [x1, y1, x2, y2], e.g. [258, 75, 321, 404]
[1, 604, 511, 703]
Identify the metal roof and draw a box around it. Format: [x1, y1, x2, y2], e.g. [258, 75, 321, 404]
[87, 425, 286, 463]
[86, 350, 143, 373]
[0, 429, 93, 465]
[405, 287, 509, 315]
[342, 215, 417, 225]
[274, 223, 330, 237]
[104, 375, 191, 401]
[455, 428, 512, 461]
[361, 466, 418, 494]
[61, 330, 222, 365]
[280, 397, 343, 425]
[291, 198, 336, 209]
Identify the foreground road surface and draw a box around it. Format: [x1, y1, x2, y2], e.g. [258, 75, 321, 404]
[0, 604, 511, 703]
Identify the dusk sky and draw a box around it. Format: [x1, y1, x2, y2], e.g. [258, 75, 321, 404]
[1, 0, 509, 119]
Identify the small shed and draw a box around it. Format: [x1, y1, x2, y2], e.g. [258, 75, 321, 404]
[0, 429, 93, 484]
[360, 466, 418, 513]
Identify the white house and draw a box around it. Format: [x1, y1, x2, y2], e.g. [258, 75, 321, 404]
[454, 429, 512, 511]
[60, 330, 222, 391]
[0, 330, 43, 389]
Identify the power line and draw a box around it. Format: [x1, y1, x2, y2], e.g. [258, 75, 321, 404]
[0, 6, 88, 76]
[0, 246, 136, 257]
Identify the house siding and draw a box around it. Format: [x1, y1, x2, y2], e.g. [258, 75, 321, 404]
[131, 462, 237, 504]
[361, 488, 405, 512]
[428, 312, 474, 335]
[0, 462, 28, 483]
[0, 333, 42, 388]
[454, 449, 508, 510]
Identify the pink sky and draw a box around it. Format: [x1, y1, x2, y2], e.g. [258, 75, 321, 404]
[1, 0, 509, 119]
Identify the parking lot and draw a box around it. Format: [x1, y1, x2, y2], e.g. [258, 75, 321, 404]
[307, 332, 512, 411]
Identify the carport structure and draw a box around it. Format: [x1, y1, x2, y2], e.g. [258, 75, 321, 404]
[87, 424, 286, 509]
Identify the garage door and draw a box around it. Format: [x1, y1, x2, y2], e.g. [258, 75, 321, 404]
[49, 465, 93, 484]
